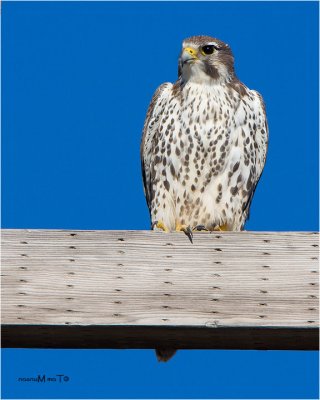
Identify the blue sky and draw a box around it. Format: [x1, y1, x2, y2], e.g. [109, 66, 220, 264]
[2, 1, 319, 398]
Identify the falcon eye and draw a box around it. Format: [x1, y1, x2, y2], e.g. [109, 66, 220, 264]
[201, 45, 215, 55]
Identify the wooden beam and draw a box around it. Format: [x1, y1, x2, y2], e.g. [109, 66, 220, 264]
[2, 229, 319, 350]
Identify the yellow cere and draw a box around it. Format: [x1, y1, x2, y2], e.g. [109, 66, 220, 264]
[184, 47, 198, 59]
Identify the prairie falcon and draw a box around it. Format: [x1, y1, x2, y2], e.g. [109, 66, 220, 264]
[140, 35, 268, 361]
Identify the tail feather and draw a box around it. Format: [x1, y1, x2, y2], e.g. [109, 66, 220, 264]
[155, 348, 177, 362]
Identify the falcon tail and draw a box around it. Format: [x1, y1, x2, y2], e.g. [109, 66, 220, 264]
[155, 348, 177, 362]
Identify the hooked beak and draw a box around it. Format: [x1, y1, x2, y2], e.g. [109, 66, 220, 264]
[181, 47, 199, 65]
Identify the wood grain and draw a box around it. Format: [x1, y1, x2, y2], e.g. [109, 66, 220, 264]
[1, 229, 319, 349]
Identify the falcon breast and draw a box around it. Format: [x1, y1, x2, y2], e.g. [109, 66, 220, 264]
[141, 35, 268, 235]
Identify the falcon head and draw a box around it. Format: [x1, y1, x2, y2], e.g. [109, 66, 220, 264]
[178, 36, 235, 84]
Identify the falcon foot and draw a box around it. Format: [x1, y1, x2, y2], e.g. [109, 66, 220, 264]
[214, 223, 229, 231]
[176, 224, 193, 244]
[152, 220, 170, 233]
[193, 225, 209, 232]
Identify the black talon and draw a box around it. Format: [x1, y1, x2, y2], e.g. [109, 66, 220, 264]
[193, 225, 208, 232]
[184, 226, 193, 244]
[151, 221, 159, 230]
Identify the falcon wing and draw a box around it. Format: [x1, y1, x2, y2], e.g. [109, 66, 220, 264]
[140, 83, 172, 211]
[242, 90, 269, 218]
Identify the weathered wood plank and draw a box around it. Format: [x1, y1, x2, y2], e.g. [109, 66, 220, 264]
[1, 229, 319, 349]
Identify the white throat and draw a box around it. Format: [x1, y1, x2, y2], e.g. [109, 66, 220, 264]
[181, 61, 231, 86]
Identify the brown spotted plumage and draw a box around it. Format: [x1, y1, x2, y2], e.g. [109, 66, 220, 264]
[140, 35, 268, 361]
[141, 36, 268, 234]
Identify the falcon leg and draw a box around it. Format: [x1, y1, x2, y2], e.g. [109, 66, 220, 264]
[152, 220, 170, 233]
[176, 223, 193, 243]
